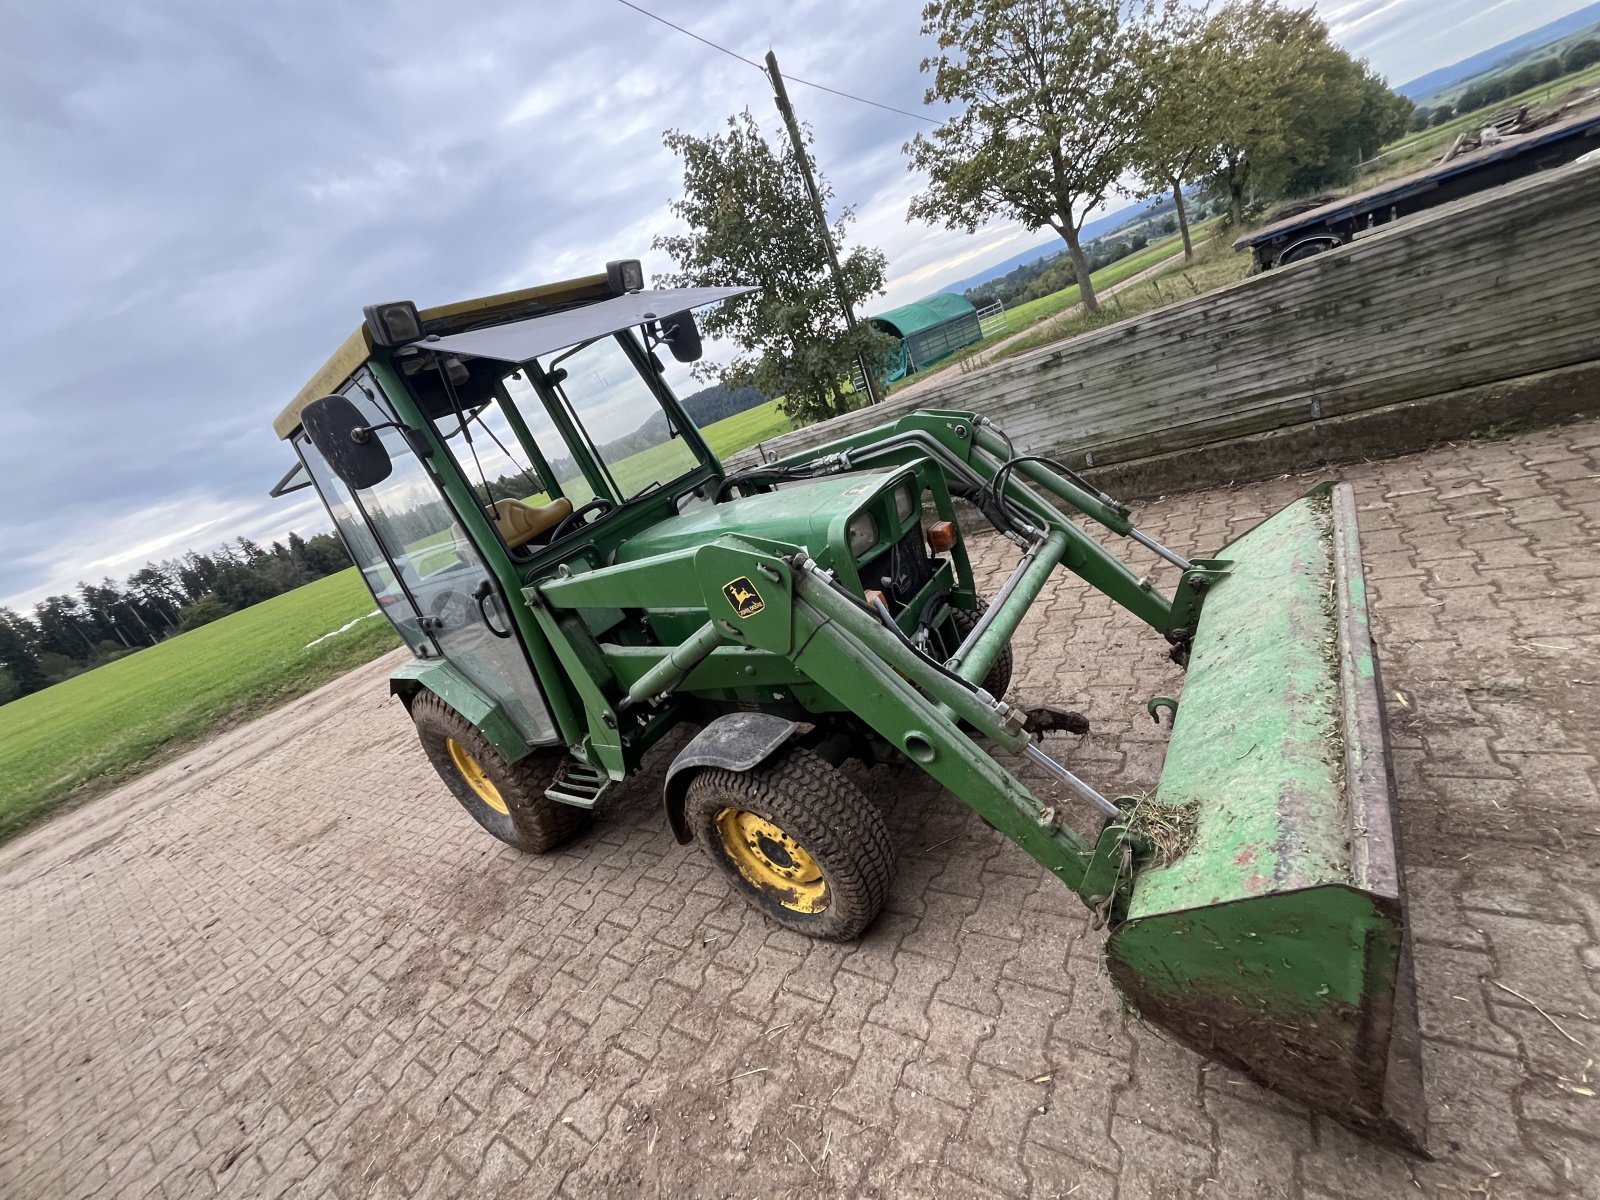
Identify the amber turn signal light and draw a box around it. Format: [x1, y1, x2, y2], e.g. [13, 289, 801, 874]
[927, 521, 957, 552]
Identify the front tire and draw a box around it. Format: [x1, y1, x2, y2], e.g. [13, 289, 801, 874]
[409, 690, 589, 853]
[943, 598, 1013, 698]
[684, 749, 895, 941]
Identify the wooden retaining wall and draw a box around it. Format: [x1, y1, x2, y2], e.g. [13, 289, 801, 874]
[730, 159, 1600, 479]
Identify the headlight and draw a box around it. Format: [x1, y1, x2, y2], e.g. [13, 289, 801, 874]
[846, 512, 879, 558]
[894, 483, 917, 524]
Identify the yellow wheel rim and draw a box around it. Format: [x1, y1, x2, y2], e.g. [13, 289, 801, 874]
[446, 738, 509, 815]
[713, 808, 828, 914]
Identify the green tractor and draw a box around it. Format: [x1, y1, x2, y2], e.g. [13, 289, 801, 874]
[272, 261, 1424, 1150]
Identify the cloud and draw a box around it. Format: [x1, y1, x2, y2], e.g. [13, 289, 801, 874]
[0, 0, 1572, 613]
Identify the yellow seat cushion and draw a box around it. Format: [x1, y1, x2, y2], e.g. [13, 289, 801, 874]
[487, 497, 574, 549]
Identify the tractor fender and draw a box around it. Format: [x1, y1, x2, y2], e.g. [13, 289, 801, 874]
[663, 711, 801, 844]
[389, 658, 535, 766]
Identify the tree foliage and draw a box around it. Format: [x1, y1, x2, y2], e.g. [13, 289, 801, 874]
[1564, 39, 1600, 74]
[1129, 7, 1219, 260]
[905, 0, 1170, 312]
[653, 111, 891, 423]
[0, 529, 351, 705]
[1201, 1, 1409, 223]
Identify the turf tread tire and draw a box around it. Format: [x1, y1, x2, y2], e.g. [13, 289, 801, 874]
[409, 690, 588, 853]
[946, 599, 1013, 699]
[684, 749, 894, 942]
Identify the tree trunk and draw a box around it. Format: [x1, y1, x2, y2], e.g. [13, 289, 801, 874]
[1061, 221, 1098, 314]
[1171, 179, 1194, 261]
[1225, 159, 1246, 228]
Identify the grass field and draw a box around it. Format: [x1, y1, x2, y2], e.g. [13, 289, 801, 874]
[892, 219, 1221, 392]
[985, 237, 1250, 366]
[0, 399, 798, 843]
[1360, 63, 1600, 185]
[0, 570, 400, 841]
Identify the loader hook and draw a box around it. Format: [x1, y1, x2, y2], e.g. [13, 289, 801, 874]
[1146, 696, 1178, 726]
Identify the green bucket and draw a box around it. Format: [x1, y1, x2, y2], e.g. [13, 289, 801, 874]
[1106, 483, 1425, 1153]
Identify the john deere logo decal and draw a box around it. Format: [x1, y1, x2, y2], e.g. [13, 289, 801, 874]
[723, 576, 765, 618]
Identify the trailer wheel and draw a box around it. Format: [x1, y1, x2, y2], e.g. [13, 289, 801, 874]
[408, 691, 588, 853]
[684, 749, 894, 941]
[946, 599, 1013, 698]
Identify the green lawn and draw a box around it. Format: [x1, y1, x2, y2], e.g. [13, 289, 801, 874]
[0, 570, 400, 841]
[0, 399, 798, 843]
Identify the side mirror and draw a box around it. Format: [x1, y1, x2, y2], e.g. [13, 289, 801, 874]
[302, 395, 393, 490]
[660, 310, 702, 363]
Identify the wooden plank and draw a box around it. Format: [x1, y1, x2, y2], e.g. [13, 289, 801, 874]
[726, 161, 1597, 474]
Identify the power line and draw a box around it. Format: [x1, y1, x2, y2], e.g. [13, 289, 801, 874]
[612, 0, 937, 124]
[783, 72, 936, 125]
[614, 0, 764, 70]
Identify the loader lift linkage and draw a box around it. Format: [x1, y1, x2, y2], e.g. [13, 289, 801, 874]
[273, 262, 1425, 1153]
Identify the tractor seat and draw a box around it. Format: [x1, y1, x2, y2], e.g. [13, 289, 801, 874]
[487, 497, 574, 549]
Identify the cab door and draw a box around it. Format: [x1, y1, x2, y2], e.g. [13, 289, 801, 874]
[295, 371, 558, 747]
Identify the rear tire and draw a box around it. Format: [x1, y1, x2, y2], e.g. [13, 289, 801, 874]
[944, 599, 1013, 698]
[409, 690, 589, 853]
[685, 749, 895, 941]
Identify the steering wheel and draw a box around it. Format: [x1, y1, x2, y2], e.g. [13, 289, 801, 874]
[552, 497, 616, 541]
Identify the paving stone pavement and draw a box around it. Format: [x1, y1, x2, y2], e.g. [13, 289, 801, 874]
[3, 421, 1600, 1199]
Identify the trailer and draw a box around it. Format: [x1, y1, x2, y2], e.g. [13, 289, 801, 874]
[1237, 95, 1600, 272]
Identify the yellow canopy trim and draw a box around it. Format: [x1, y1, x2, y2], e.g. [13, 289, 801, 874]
[273, 272, 611, 440]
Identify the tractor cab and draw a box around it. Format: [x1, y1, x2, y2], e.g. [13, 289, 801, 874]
[274, 262, 1425, 1152]
[273, 264, 746, 753]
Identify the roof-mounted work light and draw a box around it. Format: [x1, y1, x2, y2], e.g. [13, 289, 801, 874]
[363, 300, 423, 346]
[605, 259, 645, 295]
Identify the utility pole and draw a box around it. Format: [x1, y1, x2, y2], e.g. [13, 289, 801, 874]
[764, 50, 881, 406]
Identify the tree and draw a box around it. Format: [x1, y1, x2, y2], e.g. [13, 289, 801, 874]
[1430, 104, 1454, 127]
[906, 0, 1169, 313]
[211, 562, 282, 611]
[1504, 64, 1541, 96]
[178, 594, 233, 632]
[1563, 39, 1600, 74]
[32, 595, 96, 659]
[1203, 1, 1383, 223]
[1411, 107, 1433, 132]
[654, 111, 891, 423]
[1129, 9, 1221, 260]
[1283, 68, 1412, 195]
[298, 534, 350, 576]
[176, 551, 219, 602]
[0, 608, 45, 700]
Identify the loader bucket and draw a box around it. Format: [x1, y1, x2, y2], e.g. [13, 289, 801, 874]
[1106, 483, 1426, 1153]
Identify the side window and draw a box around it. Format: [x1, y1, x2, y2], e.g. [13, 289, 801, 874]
[429, 386, 549, 509]
[503, 369, 597, 507]
[299, 370, 556, 744]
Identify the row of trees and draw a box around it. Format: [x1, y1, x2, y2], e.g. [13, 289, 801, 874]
[653, 0, 1415, 421]
[0, 531, 350, 704]
[908, 0, 1414, 311]
[1415, 40, 1599, 130]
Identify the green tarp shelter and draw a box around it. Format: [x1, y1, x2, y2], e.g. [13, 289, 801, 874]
[868, 293, 983, 381]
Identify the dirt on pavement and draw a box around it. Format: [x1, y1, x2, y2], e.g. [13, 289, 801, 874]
[2, 421, 1599, 1198]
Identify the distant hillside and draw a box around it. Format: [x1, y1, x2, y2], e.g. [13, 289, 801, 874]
[532, 382, 768, 490]
[941, 198, 1160, 296]
[1398, 2, 1600, 100]
[610, 382, 768, 458]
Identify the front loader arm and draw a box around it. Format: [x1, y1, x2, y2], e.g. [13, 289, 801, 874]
[749, 409, 1222, 642]
[536, 532, 1143, 914]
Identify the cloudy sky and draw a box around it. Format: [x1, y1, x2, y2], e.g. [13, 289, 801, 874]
[0, 0, 1582, 612]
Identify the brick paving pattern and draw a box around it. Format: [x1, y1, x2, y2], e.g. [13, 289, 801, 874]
[3, 421, 1599, 1198]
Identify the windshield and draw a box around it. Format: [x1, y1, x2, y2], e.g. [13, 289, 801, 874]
[510, 334, 704, 507]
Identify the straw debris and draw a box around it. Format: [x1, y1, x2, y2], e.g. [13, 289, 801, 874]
[1123, 792, 1201, 867]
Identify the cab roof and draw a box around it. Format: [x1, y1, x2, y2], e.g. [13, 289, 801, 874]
[272, 272, 613, 440]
